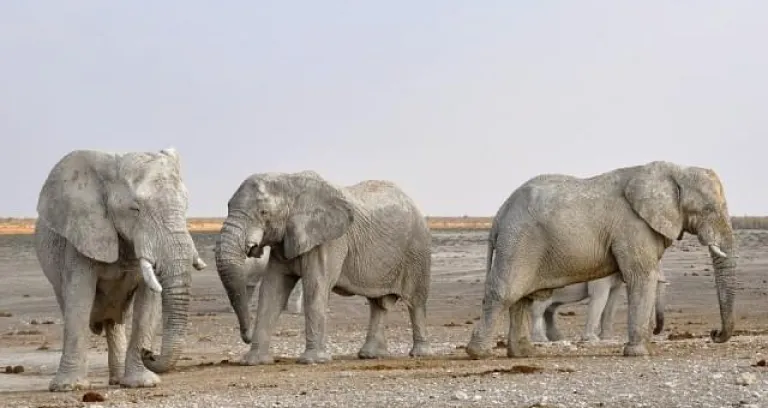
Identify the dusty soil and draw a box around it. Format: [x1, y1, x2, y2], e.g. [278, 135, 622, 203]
[1, 230, 768, 407]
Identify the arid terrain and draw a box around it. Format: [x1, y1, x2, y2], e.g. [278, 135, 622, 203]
[1, 224, 768, 407]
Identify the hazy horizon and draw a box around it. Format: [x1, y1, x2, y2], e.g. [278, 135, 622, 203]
[2, 2, 766, 217]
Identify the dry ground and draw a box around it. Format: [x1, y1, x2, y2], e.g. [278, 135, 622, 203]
[1, 229, 768, 407]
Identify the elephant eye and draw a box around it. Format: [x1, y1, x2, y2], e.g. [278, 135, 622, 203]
[258, 209, 268, 217]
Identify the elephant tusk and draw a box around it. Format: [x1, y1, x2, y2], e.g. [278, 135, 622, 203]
[709, 244, 728, 258]
[140, 258, 163, 293]
[193, 256, 207, 271]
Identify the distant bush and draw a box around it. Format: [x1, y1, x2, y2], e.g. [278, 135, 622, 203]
[730, 216, 768, 230]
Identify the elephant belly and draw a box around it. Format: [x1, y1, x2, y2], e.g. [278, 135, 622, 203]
[550, 283, 590, 304]
[90, 275, 140, 331]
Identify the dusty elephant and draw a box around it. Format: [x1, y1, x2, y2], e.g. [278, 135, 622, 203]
[466, 161, 736, 359]
[215, 171, 432, 365]
[34, 148, 206, 391]
[529, 272, 669, 343]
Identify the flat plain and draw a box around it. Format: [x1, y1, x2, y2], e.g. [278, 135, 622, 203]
[1, 224, 768, 407]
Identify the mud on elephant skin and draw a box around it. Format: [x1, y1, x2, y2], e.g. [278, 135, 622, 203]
[34, 148, 206, 391]
[215, 171, 432, 365]
[466, 161, 737, 359]
[529, 272, 669, 343]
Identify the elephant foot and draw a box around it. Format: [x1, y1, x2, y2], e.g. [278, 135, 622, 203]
[49, 374, 90, 392]
[298, 349, 332, 365]
[358, 342, 390, 359]
[109, 365, 125, 385]
[120, 369, 160, 388]
[506, 340, 535, 358]
[530, 333, 550, 343]
[580, 333, 601, 343]
[408, 342, 432, 357]
[240, 349, 275, 366]
[465, 342, 493, 360]
[622, 342, 649, 357]
[546, 329, 564, 342]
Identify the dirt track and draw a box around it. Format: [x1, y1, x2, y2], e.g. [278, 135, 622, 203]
[1, 230, 768, 407]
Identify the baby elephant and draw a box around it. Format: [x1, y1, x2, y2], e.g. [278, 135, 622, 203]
[529, 272, 668, 343]
[214, 171, 432, 365]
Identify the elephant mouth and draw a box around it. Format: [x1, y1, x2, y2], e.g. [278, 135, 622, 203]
[247, 244, 265, 258]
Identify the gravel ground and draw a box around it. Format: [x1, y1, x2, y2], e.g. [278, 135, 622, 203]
[2, 230, 768, 407]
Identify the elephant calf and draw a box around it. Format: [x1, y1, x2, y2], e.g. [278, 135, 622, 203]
[215, 171, 432, 365]
[529, 272, 668, 343]
[34, 148, 206, 391]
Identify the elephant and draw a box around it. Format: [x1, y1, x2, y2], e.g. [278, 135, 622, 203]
[529, 272, 668, 343]
[243, 245, 304, 315]
[465, 161, 736, 359]
[34, 148, 206, 391]
[214, 170, 432, 365]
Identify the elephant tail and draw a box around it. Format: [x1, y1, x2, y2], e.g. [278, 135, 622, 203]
[485, 222, 498, 276]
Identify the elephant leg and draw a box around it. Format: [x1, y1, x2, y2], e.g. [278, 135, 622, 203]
[599, 284, 623, 340]
[358, 296, 393, 359]
[582, 283, 611, 342]
[466, 292, 507, 359]
[105, 320, 127, 385]
[619, 267, 659, 357]
[49, 258, 98, 392]
[407, 293, 431, 357]
[467, 243, 540, 360]
[297, 262, 335, 365]
[543, 303, 564, 341]
[243, 270, 298, 365]
[507, 297, 535, 357]
[284, 283, 304, 315]
[122, 285, 161, 388]
[529, 299, 552, 343]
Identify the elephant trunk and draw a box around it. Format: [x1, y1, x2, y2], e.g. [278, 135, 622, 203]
[143, 258, 191, 373]
[653, 279, 666, 335]
[215, 218, 253, 344]
[709, 235, 736, 343]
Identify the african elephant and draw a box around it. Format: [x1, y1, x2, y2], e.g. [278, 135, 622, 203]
[34, 148, 206, 391]
[215, 171, 432, 365]
[466, 161, 736, 359]
[529, 272, 668, 343]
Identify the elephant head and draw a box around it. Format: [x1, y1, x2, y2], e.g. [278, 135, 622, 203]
[37, 148, 205, 373]
[624, 161, 736, 343]
[215, 171, 354, 343]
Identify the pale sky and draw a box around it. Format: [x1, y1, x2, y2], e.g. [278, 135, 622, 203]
[1, 1, 766, 217]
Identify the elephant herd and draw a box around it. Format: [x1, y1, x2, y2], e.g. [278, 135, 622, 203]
[32, 148, 737, 392]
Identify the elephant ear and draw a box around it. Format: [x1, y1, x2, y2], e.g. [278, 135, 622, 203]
[36, 150, 119, 263]
[282, 176, 354, 260]
[623, 163, 684, 242]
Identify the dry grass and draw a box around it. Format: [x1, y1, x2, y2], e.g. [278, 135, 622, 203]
[0, 216, 766, 235]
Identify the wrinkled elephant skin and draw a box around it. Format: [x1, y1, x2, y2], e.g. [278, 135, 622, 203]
[466, 161, 736, 359]
[34, 148, 204, 391]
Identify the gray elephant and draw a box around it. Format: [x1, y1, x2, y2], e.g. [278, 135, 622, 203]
[215, 171, 432, 365]
[530, 272, 668, 343]
[466, 161, 736, 359]
[34, 148, 206, 391]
